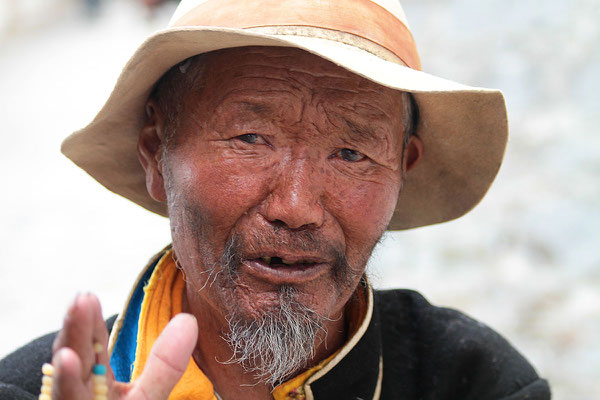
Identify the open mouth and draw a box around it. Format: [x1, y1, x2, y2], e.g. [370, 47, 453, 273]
[257, 256, 316, 268]
[241, 255, 329, 284]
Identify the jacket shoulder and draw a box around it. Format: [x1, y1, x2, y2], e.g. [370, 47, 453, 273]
[0, 315, 117, 399]
[374, 289, 551, 400]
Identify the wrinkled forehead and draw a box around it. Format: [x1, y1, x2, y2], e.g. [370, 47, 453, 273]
[195, 46, 405, 113]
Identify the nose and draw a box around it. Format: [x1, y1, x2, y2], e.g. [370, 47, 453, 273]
[260, 157, 325, 230]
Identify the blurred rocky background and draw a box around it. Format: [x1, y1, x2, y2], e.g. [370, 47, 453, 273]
[1, 0, 598, 398]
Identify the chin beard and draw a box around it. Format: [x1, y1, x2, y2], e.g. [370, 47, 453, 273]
[215, 232, 356, 388]
[221, 285, 326, 388]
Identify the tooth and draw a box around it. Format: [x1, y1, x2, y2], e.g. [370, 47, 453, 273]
[261, 256, 271, 264]
[282, 258, 295, 265]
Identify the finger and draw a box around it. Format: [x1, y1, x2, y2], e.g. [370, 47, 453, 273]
[53, 293, 110, 381]
[52, 347, 88, 400]
[129, 313, 198, 400]
[53, 293, 96, 379]
[88, 294, 112, 380]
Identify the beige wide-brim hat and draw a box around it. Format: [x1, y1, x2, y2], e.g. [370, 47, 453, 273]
[61, 0, 508, 230]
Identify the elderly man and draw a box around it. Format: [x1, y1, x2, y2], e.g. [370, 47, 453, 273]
[0, 0, 550, 399]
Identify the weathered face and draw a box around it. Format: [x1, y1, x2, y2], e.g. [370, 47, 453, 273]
[141, 46, 415, 330]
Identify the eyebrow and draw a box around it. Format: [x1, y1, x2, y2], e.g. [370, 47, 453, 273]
[237, 101, 273, 115]
[342, 117, 381, 143]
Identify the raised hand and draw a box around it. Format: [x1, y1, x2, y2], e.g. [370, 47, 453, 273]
[48, 293, 198, 400]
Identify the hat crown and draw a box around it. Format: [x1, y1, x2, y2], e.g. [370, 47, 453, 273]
[166, 0, 420, 70]
[169, 0, 410, 28]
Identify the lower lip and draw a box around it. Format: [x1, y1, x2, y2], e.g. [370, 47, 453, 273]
[241, 259, 329, 285]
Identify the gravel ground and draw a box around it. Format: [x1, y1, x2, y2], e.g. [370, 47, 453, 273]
[1, 1, 598, 398]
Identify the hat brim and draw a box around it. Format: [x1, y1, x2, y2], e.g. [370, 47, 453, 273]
[61, 27, 507, 230]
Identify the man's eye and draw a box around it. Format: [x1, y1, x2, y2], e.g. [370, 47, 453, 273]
[339, 148, 366, 162]
[237, 133, 259, 144]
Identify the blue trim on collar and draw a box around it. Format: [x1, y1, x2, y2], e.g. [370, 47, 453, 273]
[109, 261, 157, 382]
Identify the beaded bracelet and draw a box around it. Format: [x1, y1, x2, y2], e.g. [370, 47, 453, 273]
[39, 342, 108, 400]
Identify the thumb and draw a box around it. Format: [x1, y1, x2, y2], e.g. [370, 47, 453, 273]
[129, 313, 198, 400]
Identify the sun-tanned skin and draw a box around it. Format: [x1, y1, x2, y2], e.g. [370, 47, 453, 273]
[51, 47, 422, 400]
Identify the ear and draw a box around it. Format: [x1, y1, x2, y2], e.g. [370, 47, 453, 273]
[137, 99, 168, 203]
[402, 135, 423, 173]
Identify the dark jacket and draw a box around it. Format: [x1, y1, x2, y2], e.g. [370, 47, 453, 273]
[0, 290, 550, 399]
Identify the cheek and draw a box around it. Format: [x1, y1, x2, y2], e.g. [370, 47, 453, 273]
[167, 149, 274, 236]
[329, 178, 400, 259]
[337, 179, 399, 225]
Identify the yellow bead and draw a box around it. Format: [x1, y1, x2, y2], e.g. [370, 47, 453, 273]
[38, 394, 51, 400]
[42, 376, 53, 386]
[40, 385, 52, 394]
[94, 395, 107, 400]
[92, 374, 107, 384]
[94, 384, 108, 395]
[41, 363, 54, 376]
[93, 342, 104, 354]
